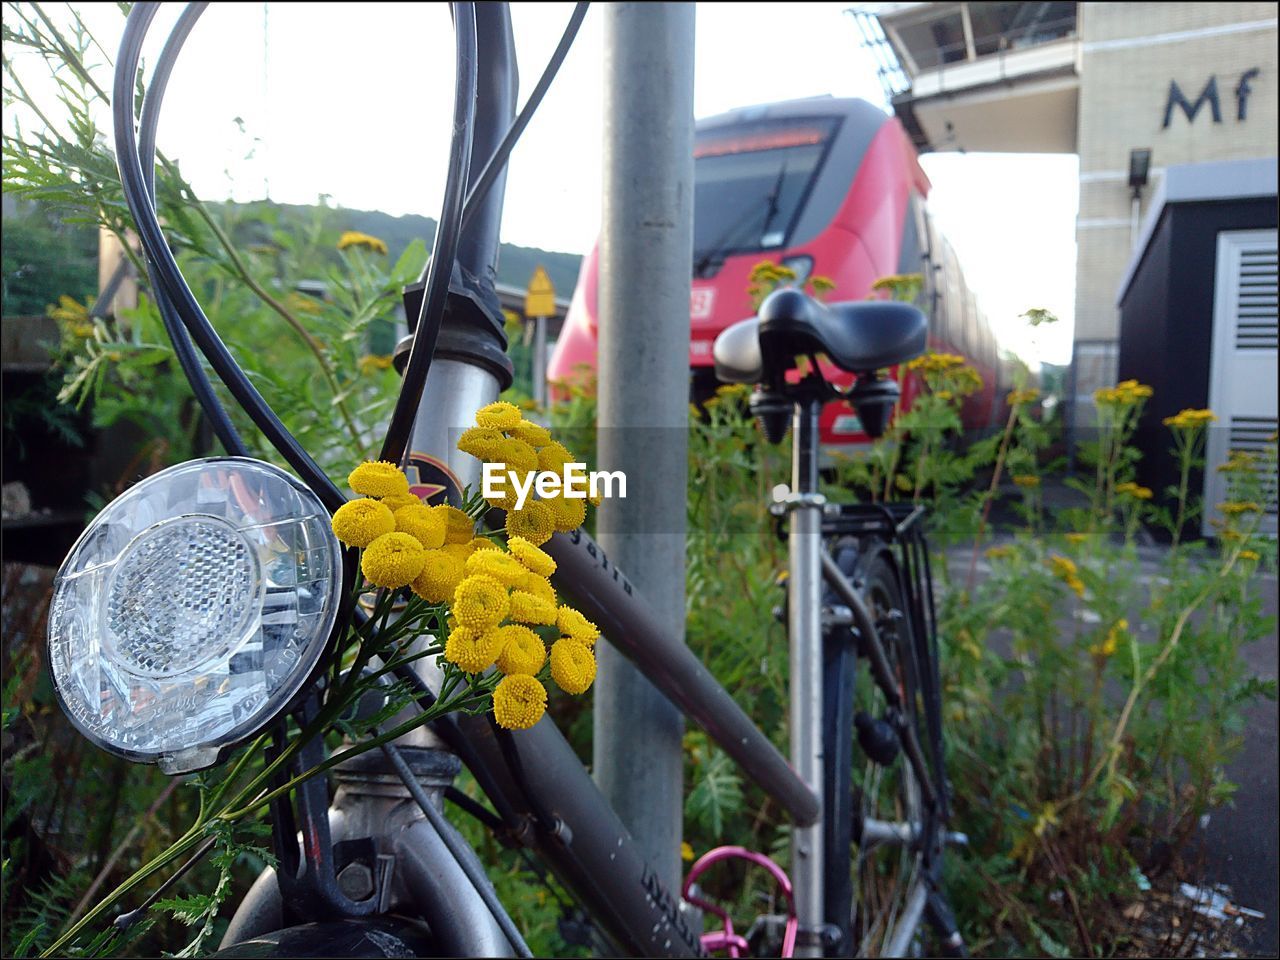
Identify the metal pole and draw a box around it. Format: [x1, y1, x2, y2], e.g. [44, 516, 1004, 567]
[789, 398, 826, 957]
[595, 1, 694, 895]
[533, 314, 547, 407]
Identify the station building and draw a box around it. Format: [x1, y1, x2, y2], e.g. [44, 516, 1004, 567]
[858, 1, 1277, 533]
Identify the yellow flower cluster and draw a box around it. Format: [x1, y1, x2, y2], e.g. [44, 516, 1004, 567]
[1046, 555, 1085, 598]
[749, 261, 797, 284]
[985, 545, 1014, 560]
[1095, 379, 1153, 405]
[357, 354, 393, 375]
[906, 352, 966, 374]
[1115, 481, 1153, 500]
[870, 273, 923, 294]
[1007, 388, 1040, 406]
[1162, 408, 1217, 430]
[1239, 549, 1261, 563]
[1217, 450, 1257, 474]
[331, 455, 602, 731]
[1220, 500, 1262, 516]
[1089, 618, 1127, 658]
[443, 532, 600, 730]
[809, 275, 836, 296]
[337, 230, 389, 255]
[457, 401, 598, 546]
[1012, 475, 1040, 489]
[331, 461, 480, 593]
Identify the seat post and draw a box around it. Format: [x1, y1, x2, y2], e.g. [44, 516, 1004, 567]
[787, 392, 826, 955]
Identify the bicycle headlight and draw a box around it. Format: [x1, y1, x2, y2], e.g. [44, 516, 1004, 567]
[47, 458, 344, 774]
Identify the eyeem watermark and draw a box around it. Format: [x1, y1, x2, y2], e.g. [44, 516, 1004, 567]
[482, 462, 626, 510]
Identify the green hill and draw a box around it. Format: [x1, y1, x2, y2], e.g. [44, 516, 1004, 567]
[260, 202, 584, 294]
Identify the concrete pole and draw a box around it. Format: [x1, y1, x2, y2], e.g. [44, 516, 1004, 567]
[595, 2, 694, 895]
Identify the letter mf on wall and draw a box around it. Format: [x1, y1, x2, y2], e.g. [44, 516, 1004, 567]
[1163, 68, 1260, 128]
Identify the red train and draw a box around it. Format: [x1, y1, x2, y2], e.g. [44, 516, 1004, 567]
[548, 96, 1014, 452]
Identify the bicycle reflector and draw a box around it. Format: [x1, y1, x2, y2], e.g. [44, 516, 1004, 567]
[47, 458, 343, 774]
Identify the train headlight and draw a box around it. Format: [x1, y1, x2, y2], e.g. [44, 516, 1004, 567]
[47, 458, 343, 774]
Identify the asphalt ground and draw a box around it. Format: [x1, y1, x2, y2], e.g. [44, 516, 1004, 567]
[948, 541, 1278, 955]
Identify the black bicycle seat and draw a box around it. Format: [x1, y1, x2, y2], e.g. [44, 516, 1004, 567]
[713, 288, 928, 385]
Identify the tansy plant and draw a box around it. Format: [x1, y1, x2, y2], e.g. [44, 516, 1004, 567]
[330, 401, 603, 733]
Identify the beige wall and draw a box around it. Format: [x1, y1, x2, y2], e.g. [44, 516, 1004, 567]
[1074, 2, 1278, 343]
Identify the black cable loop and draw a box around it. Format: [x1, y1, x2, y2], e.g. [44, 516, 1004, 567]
[114, 2, 346, 510]
[458, 2, 589, 235]
[136, 1, 246, 456]
[378, 2, 479, 466]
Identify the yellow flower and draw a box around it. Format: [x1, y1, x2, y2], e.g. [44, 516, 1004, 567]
[494, 624, 546, 675]
[550, 638, 596, 694]
[1239, 549, 1261, 562]
[870, 273, 922, 295]
[985, 545, 1014, 560]
[1089, 618, 1127, 658]
[681, 842, 695, 862]
[434, 504, 476, 544]
[484, 485, 521, 512]
[1065, 532, 1088, 545]
[1046, 555, 1085, 598]
[1097, 380, 1154, 406]
[518, 571, 557, 605]
[907, 352, 965, 374]
[556, 605, 599, 645]
[357, 354, 393, 375]
[445, 624, 504, 674]
[1115, 482, 1153, 500]
[393, 504, 448, 550]
[451, 575, 510, 631]
[809, 275, 836, 296]
[1007, 388, 1040, 406]
[1220, 501, 1262, 516]
[492, 674, 547, 730]
[361, 532, 427, 588]
[543, 495, 586, 533]
[508, 536, 557, 577]
[936, 389, 954, 401]
[1012, 475, 1040, 488]
[1217, 451, 1258, 474]
[331, 498, 395, 548]
[439, 543, 472, 566]
[464, 549, 528, 586]
[457, 426, 506, 460]
[410, 549, 464, 603]
[337, 230, 389, 255]
[505, 501, 556, 546]
[476, 401, 522, 430]
[348, 461, 410, 499]
[508, 419, 553, 449]
[536, 442, 574, 473]
[493, 438, 539, 475]
[381, 492, 424, 512]
[508, 590, 558, 626]
[1163, 408, 1216, 429]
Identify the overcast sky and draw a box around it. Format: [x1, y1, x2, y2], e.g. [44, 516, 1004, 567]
[6, 2, 1077, 364]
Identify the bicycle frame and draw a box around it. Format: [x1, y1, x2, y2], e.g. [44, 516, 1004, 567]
[218, 5, 958, 957]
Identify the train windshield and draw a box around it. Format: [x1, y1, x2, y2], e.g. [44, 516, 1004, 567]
[693, 117, 838, 266]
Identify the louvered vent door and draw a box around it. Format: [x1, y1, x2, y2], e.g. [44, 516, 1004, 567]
[1204, 229, 1278, 537]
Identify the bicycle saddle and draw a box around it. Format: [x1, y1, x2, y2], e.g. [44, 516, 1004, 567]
[713, 288, 928, 384]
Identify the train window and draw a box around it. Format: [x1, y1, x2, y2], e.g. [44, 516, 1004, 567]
[693, 118, 838, 264]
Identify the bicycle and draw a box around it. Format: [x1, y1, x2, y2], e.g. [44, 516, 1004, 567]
[40, 2, 966, 956]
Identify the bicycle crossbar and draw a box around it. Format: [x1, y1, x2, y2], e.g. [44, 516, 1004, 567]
[544, 527, 821, 827]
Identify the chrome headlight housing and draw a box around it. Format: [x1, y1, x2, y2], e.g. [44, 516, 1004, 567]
[47, 458, 344, 774]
